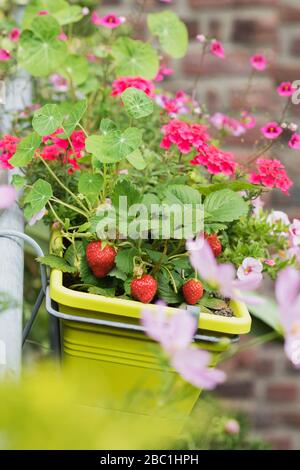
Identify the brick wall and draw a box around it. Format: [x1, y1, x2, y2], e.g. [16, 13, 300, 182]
[100, 0, 300, 449]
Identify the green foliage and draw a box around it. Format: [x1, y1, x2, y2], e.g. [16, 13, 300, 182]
[147, 11, 188, 59]
[37, 254, 77, 273]
[121, 88, 154, 120]
[24, 179, 53, 219]
[112, 37, 159, 79]
[33, 104, 63, 136]
[9, 133, 41, 167]
[59, 100, 87, 136]
[86, 128, 143, 163]
[204, 189, 249, 223]
[23, 0, 83, 28]
[60, 55, 89, 86]
[18, 16, 68, 77]
[78, 173, 103, 197]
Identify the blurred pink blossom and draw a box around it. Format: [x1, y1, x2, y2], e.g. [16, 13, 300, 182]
[154, 64, 173, 82]
[0, 49, 11, 61]
[250, 54, 267, 71]
[50, 74, 68, 92]
[210, 40, 225, 59]
[196, 34, 206, 43]
[210, 112, 245, 137]
[240, 111, 256, 129]
[252, 196, 264, 216]
[92, 11, 125, 29]
[289, 219, 300, 246]
[9, 27, 21, 42]
[0, 185, 17, 209]
[289, 133, 300, 150]
[276, 267, 300, 368]
[277, 82, 296, 97]
[224, 419, 240, 435]
[261, 121, 283, 140]
[237, 257, 263, 284]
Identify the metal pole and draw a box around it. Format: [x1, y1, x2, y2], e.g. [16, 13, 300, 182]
[0, 6, 32, 376]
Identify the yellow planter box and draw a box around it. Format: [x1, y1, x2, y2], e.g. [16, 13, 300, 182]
[49, 265, 251, 439]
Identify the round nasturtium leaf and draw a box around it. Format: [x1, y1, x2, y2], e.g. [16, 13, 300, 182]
[121, 88, 154, 120]
[9, 132, 42, 168]
[22, 0, 83, 28]
[18, 16, 68, 77]
[111, 37, 159, 80]
[32, 104, 63, 136]
[78, 173, 104, 196]
[147, 11, 188, 59]
[60, 55, 89, 86]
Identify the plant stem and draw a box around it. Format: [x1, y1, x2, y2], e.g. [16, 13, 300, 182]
[47, 200, 65, 227]
[192, 43, 208, 101]
[39, 155, 90, 213]
[50, 196, 89, 219]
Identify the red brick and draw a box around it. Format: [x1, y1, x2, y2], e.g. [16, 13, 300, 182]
[266, 383, 298, 402]
[184, 19, 199, 39]
[189, 0, 278, 7]
[280, 412, 300, 428]
[230, 86, 280, 114]
[183, 50, 251, 77]
[253, 358, 275, 375]
[250, 412, 279, 429]
[280, 5, 300, 23]
[291, 38, 300, 56]
[265, 435, 293, 450]
[272, 64, 300, 84]
[232, 17, 278, 45]
[217, 380, 255, 398]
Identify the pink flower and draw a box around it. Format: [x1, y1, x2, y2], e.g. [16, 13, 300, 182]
[191, 145, 237, 176]
[210, 39, 225, 59]
[252, 196, 264, 216]
[141, 303, 226, 390]
[0, 134, 20, 169]
[50, 74, 68, 92]
[237, 257, 263, 284]
[261, 121, 283, 140]
[92, 11, 125, 29]
[187, 237, 263, 304]
[156, 91, 189, 117]
[210, 113, 245, 137]
[240, 111, 256, 129]
[9, 28, 21, 42]
[289, 133, 300, 150]
[58, 32, 68, 41]
[28, 207, 46, 226]
[196, 34, 206, 44]
[250, 54, 267, 71]
[71, 130, 86, 155]
[277, 82, 296, 97]
[289, 219, 300, 246]
[160, 119, 210, 154]
[171, 348, 226, 390]
[154, 64, 173, 82]
[275, 267, 300, 368]
[0, 49, 11, 61]
[38, 10, 49, 16]
[249, 158, 293, 194]
[40, 144, 62, 161]
[267, 210, 290, 227]
[286, 246, 300, 263]
[42, 129, 69, 150]
[264, 259, 275, 267]
[224, 419, 240, 435]
[141, 303, 197, 355]
[111, 76, 154, 97]
[0, 185, 17, 209]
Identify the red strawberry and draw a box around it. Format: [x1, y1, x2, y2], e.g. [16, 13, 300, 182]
[182, 279, 204, 305]
[205, 233, 222, 257]
[86, 241, 117, 278]
[131, 275, 158, 304]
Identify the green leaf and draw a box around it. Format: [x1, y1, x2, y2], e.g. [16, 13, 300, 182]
[9, 132, 41, 167]
[147, 11, 188, 59]
[250, 296, 283, 334]
[60, 55, 88, 86]
[100, 119, 117, 135]
[11, 175, 26, 189]
[111, 178, 142, 209]
[112, 37, 159, 80]
[198, 181, 263, 196]
[88, 286, 116, 297]
[78, 173, 104, 196]
[59, 100, 87, 137]
[23, 0, 83, 28]
[107, 268, 127, 282]
[32, 104, 63, 136]
[204, 189, 249, 223]
[121, 88, 154, 119]
[144, 248, 168, 264]
[199, 296, 228, 310]
[126, 149, 146, 170]
[24, 179, 53, 216]
[18, 16, 68, 77]
[86, 128, 143, 163]
[157, 272, 182, 304]
[116, 248, 139, 274]
[163, 184, 202, 205]
[36, 254, 77, 273]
